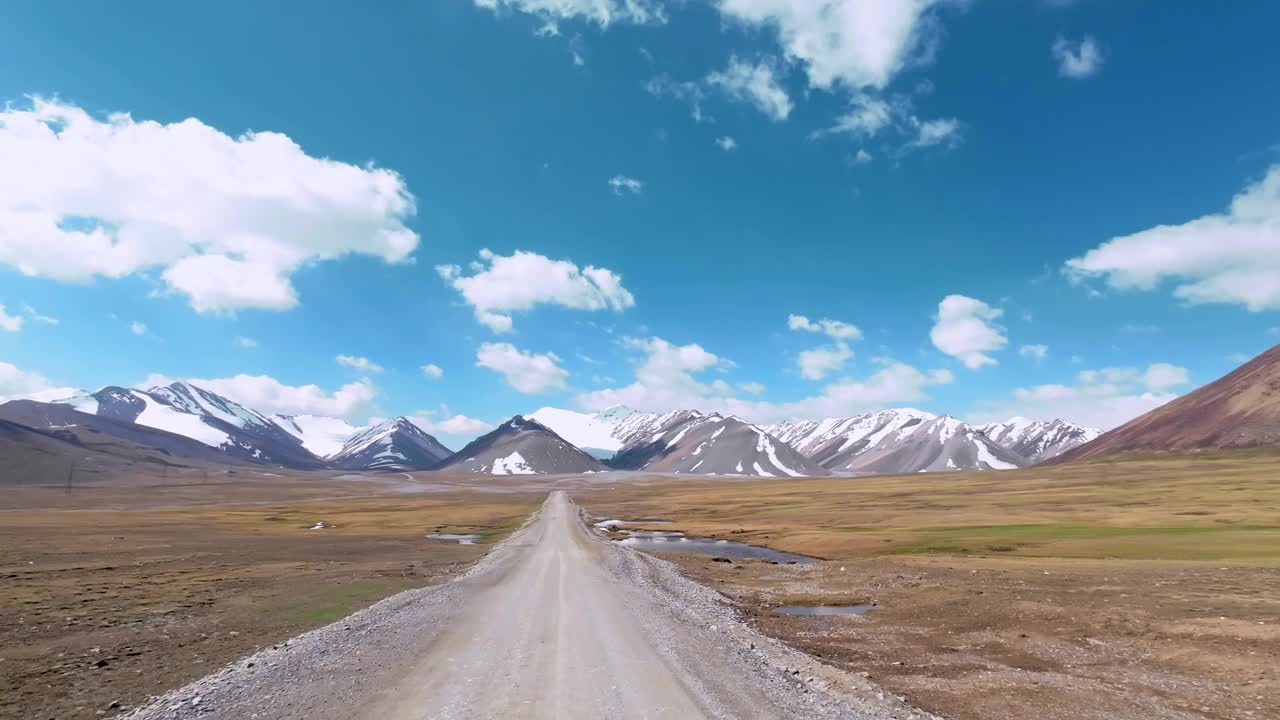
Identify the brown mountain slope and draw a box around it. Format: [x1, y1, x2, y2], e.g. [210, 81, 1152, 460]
[1053, 344, 1280, 463]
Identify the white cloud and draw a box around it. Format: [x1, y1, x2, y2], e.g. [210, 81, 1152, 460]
[130, 321, 148, 336]
[1019, 344, 1049, 360]
[5, 304, 57, 328]
[437, 249, 635, 333]
[476, 342, 568, 393]
[930, 295, 1007, 369]
[1142, 362, 1190, 391]
[971, 363, 1190, 430]
[0, 305, 21, 332]
[798, 342, 853, 380]
[420, 363, 444, 379]
[706, 57, 792, 121]
[0, 98, 418, 313]
[336, 354, 384, 373]
[825, 94, 894, 137]
[715, 136, 738, 151]
[1065, 166, 1280, 311]
[853, 149, 873, 165]
[608, 175, 644, 195]
[409, 408, 491, 436]
[1052, 35, 1103, 79]
[787, 313, 862, 340]
[738, 381, 766, 395]
[473, 0, 666, 32]
[715, 0, 947, 91]
[909, 116, 960, 148]
[646, 75, 709, 122]
[576, 336, 727, 411]
[234, 336, 257, 348]
[576, 335, 951, 424]
[0, 360, 62, 401]
[815, 92, 960, 151]
[174, 374, 378, 420]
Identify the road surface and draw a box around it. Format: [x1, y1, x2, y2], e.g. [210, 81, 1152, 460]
[129, 492, 925, 720]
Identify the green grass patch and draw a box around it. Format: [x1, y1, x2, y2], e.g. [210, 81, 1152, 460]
[267, 577, 420, 625]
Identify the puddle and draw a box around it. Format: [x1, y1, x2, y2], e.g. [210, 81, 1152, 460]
[773, 604, 878, 616]
[427, 533, 480, 545]
[593, 518, 673, 530]
[616, 533, 817, 565]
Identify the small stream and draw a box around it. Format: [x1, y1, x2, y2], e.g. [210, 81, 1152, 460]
[597, 521, 817, 565]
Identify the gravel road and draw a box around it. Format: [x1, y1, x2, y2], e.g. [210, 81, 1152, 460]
[125, 492, 933, 720]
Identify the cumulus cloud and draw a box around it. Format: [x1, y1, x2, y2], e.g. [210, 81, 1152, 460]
[608, 175, 644, 195]
[1140, 363, 1190, 391]
[437, 249, 635, 333]
[787, 314, 862, 340]
[164, 374, 378, 420]
[1052, 35, 1103, 79]
[476, 342, 568, 393]
[1065, 166, 1280, 311]
[336, 354, 384, 373]
[0, 98, 417, 313]
[130, 321, 148, 336]
[473, 0, 666, 33]
[715, 0, 947, 91]
[576, 335, 951, 423]
[420, 363, 444, 379]
[970, 363, 1191, 430]
[409, 407, 492, 437]
[788, 314, 860, 380]
[930, 295, 1007, 369]
[853, 149, 873, 165]
[234, 336, 257, 348]
[738, 381, 766, 395]
[715, 136, 738, 151]
[798, 343, 853, 380]
[0, 360, 67, 401]
[576, 336, 727, 411]
[1019, 344, 1049, 360]
[706, 57, 792, 121]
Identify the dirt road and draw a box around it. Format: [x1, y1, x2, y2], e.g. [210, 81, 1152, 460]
[126, 492, 926, 719]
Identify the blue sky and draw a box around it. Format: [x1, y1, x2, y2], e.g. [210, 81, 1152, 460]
[1, 0, 1278, 446]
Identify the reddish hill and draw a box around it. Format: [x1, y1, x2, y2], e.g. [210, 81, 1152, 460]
[1053, 344, 1280, 462]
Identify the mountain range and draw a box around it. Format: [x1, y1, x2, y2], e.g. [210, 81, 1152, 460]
[0, 379, 1111, 476]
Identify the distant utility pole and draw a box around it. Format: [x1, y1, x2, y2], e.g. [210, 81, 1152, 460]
[66, 457, 78, 495]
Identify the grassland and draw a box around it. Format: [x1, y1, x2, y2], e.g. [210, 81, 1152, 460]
[0, 486, 540, 720]
[574, 450, 1280, 720]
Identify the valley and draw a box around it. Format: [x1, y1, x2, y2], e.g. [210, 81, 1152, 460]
[3, 349, 1278, 718]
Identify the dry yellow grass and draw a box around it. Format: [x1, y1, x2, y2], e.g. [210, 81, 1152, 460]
[575, 449, 1280, 561]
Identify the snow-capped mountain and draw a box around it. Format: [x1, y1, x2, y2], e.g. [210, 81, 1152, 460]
[435, 416, 606, 475]
[47, 382, 323, 468]
[979, 417, 1102, 464]
[0, 398, 259, 466]
[765, 408, 937, 459]
[525, 406, 631, 459]
[273, 414, 363, 458]
[526, 406, 703, 459]
[327, 417, 453, 471]
[766, 410, 1025, 474]
[611, 412, 829, 476]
